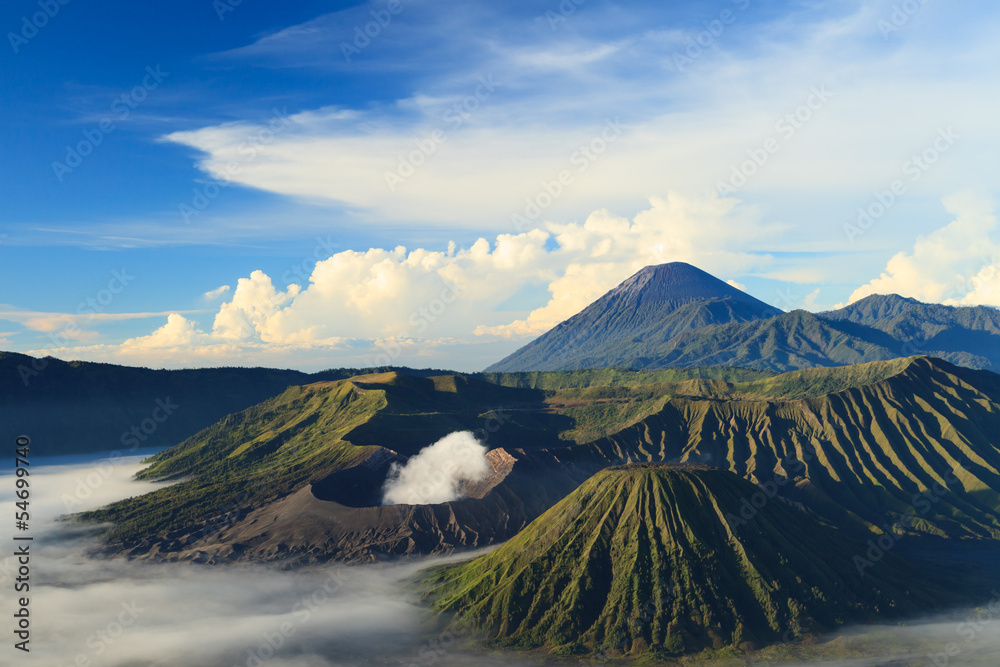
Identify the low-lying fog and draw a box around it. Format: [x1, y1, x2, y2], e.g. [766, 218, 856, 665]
[3, 453, 1000, 667]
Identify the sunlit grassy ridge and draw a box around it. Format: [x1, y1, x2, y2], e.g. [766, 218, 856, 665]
[83, 356, 1000, 548]
[480, 366, 773, 390]
[84, 379, 385, 543]
[424, 464, 962, 658]
[567, 357, 1000, 539]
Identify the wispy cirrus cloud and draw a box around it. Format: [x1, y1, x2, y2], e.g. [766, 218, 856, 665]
[0, 309, 204, 333]
[163, 0, 1000, 241]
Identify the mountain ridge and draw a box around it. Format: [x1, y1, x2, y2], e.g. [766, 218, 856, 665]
[423, 463, 970, 657]
[80, 356, 1000, 564]
[487, 263, 783, 372]
[487, 264, 1000, 373]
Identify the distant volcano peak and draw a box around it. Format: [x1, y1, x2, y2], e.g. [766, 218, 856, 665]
[485, 263, 781, 372]
[608, 262, 762, 306]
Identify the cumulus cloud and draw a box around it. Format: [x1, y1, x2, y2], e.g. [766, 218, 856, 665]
[726, 279, 748, 292]
[30, 192, 780, 370]
[382, 431, 489, 505]
[957, 264, 1000, 306]
[849, 193, 999, 306]
[213, 270, 301, 342]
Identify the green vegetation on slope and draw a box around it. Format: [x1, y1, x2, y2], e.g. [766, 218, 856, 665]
[82, 378, 386, 543]
[82, 356, 1000, 552]
[0, 351, 456, 456]
[424, 464, 961, 658]
[81, 372, 550, 544]
[567, 357, 1000, 540]
[479, 366, 773, 390]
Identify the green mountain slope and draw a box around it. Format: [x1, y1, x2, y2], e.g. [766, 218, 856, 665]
[82, 377, 386, 544]
[0, 352, 324, 455]
[83, 357, 1000, 563]
[424, 464, 965, 657]
[0, 351, 462, 456]
[81, 371, 558, 546]
[644, 309, 903, 371]
[0, 352, 454, 456]
[567, 357, 1000, 540]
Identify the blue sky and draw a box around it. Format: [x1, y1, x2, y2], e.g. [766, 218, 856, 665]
[1, 0, 999, 371]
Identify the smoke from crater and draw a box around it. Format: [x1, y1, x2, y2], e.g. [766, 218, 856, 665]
[381, 431, 489, 505]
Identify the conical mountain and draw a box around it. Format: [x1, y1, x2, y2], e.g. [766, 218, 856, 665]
[425, 463, 962, 657]
[487, 264, 1000, 373]
[486, 263, 782, 372]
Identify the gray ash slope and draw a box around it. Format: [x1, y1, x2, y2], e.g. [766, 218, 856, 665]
[487, 264, 1000, 373]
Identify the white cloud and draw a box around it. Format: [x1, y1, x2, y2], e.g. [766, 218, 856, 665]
[476, 193, 778, 337]
[30, 192, 780, 370]
[31, 189, 1000, 370]
[957, 264, 1000, 307]
[0, 310, 202, 333]
[803, 288, 822, 310]
[159, 0, 1000, 240]
[202, 285, 231, 301]
[213, 271, 301, 342]
[848, 192, 999, 305]
[726, 279, 748, 291]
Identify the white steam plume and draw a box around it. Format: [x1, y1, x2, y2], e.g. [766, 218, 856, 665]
[381, 431, 489, 505]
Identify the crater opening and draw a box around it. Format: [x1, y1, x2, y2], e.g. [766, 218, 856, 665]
[310, 447, 517, 508]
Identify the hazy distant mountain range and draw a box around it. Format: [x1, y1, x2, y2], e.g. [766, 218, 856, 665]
[487, 262, 1000, 373]
[0, 352, 439, 456]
